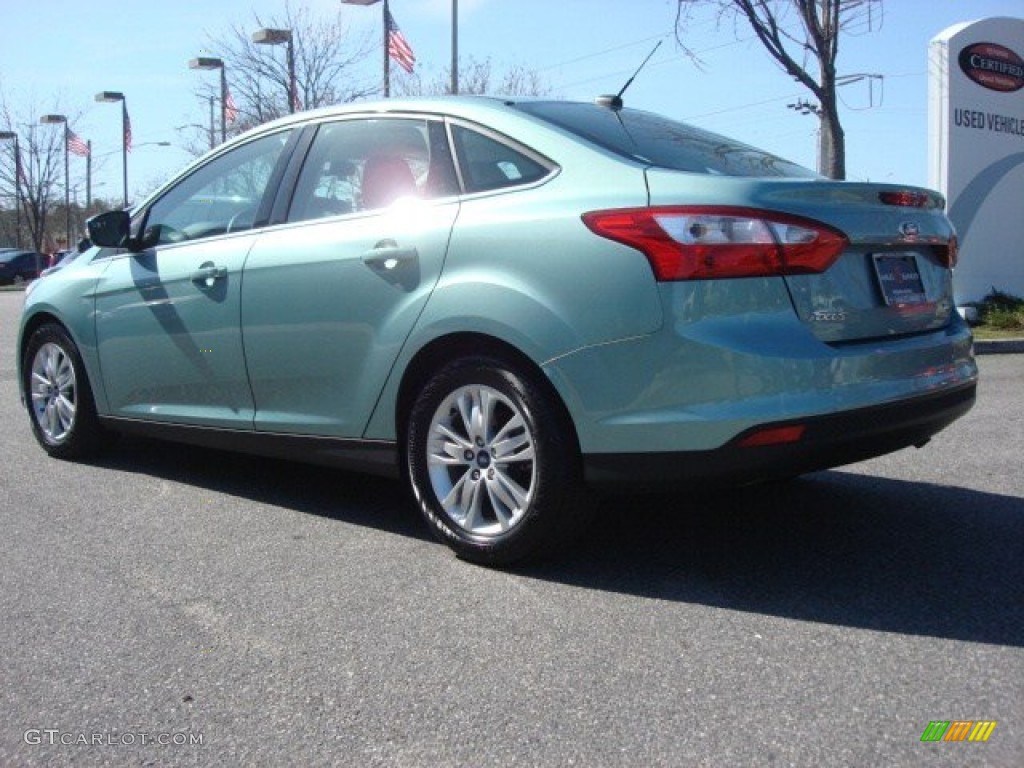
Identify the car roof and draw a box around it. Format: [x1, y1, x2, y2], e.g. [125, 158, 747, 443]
[130, 96, 606, 214]
[255, 95, 518, 128]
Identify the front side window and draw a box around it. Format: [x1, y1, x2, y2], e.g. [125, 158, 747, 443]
[141, 130, 292, 246]
[288, 118, 457, 223]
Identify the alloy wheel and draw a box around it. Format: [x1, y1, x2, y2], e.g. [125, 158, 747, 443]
[30, 342, 77, 444]
[425, 384, 537, 537]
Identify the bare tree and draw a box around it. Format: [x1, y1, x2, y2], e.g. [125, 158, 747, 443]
[0, 96, 78, 255]
[182, 3, 376, 154]
[392, 56, 553, 98]
[676, 0, 883, 179]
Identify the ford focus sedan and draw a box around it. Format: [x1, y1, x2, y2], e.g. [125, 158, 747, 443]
[18, 96, 977, 564]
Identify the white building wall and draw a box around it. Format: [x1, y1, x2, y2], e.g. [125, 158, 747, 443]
[929, 17, 1024, 303]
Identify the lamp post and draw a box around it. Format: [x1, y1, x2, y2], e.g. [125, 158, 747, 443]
[86, 140, 91, 210]
[0, 130, 22, 248]
[189, 57, 227, 144]
[95, 91, 129, 209]
[343, 0, 457, 96]
[253, 27, 296, 114]
[40, 114, 70, 256]
[207, 95, 215, 150]
[451, 0, 458, 95]
[341, 0, 391, 97]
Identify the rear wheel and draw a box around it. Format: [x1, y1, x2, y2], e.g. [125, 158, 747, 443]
[23, 324, 108, 459]
[406, 356, 589, 565]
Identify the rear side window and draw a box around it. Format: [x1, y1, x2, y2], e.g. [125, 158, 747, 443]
[515, 101, 817, 179]
[450, 125, 551, 193]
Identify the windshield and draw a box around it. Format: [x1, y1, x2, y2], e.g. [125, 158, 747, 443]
[514, 101, 817, 179]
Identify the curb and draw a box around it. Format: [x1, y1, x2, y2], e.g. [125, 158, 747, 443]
[974, 338, 1024, 355]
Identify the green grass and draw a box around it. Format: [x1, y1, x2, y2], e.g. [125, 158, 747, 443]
[972, 325, 1024, 340]
[969, 288, 1024, 337]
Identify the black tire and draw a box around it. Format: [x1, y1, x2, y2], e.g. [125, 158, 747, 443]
[23, 323, 109, 460]
[406, 355, 591, 566]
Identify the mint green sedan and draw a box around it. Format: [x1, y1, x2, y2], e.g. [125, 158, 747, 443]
[18, 97, 977, 564]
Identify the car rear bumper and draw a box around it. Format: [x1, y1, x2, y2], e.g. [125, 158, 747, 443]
[582, 381, 976, 490]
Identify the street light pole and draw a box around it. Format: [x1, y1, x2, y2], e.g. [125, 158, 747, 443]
[253, 27, 296, 114]
[340, 0, 391, 97]
[383, 0, 390, 97]
[40, 114, 70, 256]
[189, 57, 227, 145]
[344, 0, 456, 95]
[220, 66, 227, 143]
[86, 140, 91, 210]
[208, 96, 215, 150]
[95, 91, 128, 208]
[451, 0, 458, 95]
[0, 131, 21, 248]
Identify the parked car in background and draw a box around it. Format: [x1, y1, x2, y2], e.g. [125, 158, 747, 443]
[17, 96, 977, 564]
[0, 250, 45, 285]
[39, 241, 92, 278]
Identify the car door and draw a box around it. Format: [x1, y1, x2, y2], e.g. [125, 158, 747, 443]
[241, 116, 460, 437]
[94, 129, 295, 428]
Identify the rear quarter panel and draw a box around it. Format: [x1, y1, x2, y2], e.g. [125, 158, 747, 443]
[362, 146, 660, 441]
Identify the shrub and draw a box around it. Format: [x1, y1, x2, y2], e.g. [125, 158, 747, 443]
[977, 288, 1024, 331]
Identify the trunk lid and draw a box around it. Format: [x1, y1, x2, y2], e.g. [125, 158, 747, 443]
[645, 171, 957, 343]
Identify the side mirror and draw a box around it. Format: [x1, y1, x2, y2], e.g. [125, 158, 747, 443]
[87, 210, 132, 249]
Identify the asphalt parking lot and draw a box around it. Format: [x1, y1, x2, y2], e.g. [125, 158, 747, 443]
[0, 289, 1021, 767]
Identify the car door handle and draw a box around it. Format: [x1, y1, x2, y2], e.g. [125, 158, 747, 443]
[190, 263, 228, 286]
[361, 240, 418, 271]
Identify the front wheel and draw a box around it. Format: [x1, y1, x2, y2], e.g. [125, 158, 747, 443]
[406, 356, 590, 565]
[23, 324, 109, 460]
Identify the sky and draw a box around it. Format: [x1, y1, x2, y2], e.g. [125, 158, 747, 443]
[2, 0, 1023, 204]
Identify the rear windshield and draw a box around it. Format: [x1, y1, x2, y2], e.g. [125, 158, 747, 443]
[514, 101, 817, 179]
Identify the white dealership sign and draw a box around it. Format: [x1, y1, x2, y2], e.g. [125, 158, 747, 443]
[929, 17, 1024, 303]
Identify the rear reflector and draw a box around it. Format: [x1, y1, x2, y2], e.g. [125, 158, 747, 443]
[582, 206, 848, 281]
[737, 424, 806, 448]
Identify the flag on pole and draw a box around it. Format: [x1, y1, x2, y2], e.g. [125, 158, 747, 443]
[225, 88, 239, 124]
[67, 130, 90, 157]
[124, 111, 133, 153]
[386, 10, 416, 73]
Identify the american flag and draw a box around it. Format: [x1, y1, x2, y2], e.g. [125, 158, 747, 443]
[225, 88, 238, 124]
[67, 130, 90, 157]
[386, 10, 416, 74]
[124, 111, 133, 153]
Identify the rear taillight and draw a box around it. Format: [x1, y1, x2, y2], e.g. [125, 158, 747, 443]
[582, 206, 848, 281]
[941, 234, 959, 269]
[879, 190, 931, 208]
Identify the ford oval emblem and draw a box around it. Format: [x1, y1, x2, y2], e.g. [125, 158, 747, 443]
[899, 221, 920, 240]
